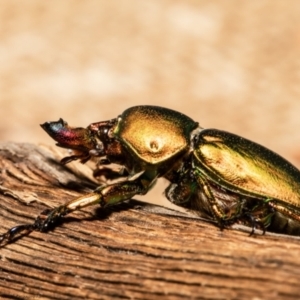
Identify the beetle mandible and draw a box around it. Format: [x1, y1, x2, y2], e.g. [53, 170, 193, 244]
[1, 105, 300, 244]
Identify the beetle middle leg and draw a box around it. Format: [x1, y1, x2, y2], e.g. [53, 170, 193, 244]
[166, 166, 245, 226]
[194, 175, 243, 227]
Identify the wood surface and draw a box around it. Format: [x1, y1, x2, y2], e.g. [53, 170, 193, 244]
[0, 142, 300, 300]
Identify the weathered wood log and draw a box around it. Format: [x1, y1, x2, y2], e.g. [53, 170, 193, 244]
[0, 142, 300, 299]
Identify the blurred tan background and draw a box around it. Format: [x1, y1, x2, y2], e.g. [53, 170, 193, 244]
[1, 0, 300, 166]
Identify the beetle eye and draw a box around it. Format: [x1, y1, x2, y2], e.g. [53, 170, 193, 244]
[89, 142, 104, 157]
[107, 128, 114, 139]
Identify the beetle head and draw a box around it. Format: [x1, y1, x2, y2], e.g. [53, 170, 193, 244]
[41, 118, 117, 164]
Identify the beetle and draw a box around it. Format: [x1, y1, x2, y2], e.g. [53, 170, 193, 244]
[1, 105, 300, 244]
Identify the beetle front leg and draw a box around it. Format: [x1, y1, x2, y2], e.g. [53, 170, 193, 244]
[0, 178, 150, 245]
[37, 181, 147, 231]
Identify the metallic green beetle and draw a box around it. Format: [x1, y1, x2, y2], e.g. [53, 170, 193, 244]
[1, 105, 300, 244]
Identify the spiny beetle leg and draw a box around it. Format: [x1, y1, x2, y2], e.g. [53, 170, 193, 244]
[0, 179, 148, 245]
[37, 180, 147, 231]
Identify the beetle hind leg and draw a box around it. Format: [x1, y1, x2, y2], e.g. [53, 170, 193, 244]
[268, 201, 300, 223]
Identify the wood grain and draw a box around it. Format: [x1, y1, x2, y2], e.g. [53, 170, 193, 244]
[0, 142, 300, 299]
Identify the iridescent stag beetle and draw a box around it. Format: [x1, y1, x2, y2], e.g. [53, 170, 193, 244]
[1, 105, 300, 244]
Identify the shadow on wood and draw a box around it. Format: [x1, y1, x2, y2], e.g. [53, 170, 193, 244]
[0, 142, 300, 299]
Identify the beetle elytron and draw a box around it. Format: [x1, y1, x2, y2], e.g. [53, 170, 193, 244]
[1, 105, 300, 244]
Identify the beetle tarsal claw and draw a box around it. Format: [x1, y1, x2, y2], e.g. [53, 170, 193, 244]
[0, 224, 35, 246]
[2, 105, 300, 245]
